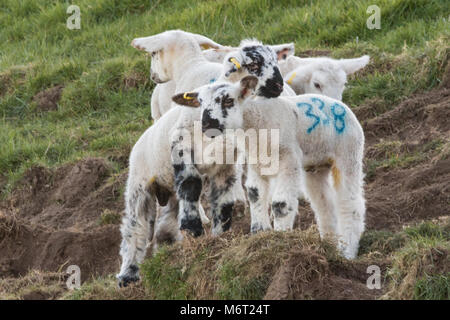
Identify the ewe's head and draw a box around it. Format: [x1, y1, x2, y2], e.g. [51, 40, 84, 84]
[131, 30, 222, 83]
[222, 40, 294, 98]
[172, 76, 258, 137]
[284, 55, 370, 100]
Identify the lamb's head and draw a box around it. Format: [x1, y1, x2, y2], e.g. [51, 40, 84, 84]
[131, 30, 223, 84]
[222, 40, 292, 98]
[172, 76, 258, 137]
[204, 42, 294, 64]
[284, 55, 370, 100]
[202, 47, 235, 63]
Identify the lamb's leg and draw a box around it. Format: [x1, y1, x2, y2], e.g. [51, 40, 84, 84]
[152, 195, 183, 253]
[117, 180, 156, 287]
[270, 154, 301, 231]
[170, 132, 205, 237]
[303, 166, 339, 241]
[334, 159, 366, 260]
[174, 163, 204, 237]
[209, 165, 237, 236]
[245, 165, 272, 233]
[232, 163, 247, 204]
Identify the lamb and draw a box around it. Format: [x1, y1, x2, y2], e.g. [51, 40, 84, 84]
[149, 32, 231, 121]
[117, 30, 287, 287]
[173, 76, 366, 260]
[279, 55, 370, 100]
[149, 39, 295, 121]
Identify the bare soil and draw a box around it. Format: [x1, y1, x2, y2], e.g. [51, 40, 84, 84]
[32, 85, 64, 112]
[0, 158, 125, 285]
[0, 82, 449, 299]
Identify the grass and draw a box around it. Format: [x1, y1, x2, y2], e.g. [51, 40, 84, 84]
[98, 209, 122, 226]
[1, 0, 449, 197]
[381, 221, 450, 299]
[1, 221, 447, 300]
[56, 221, 449, 300]
[364, 138, 447, 181]
[0, 0, 449, 300]
[68, 228, 341, 300]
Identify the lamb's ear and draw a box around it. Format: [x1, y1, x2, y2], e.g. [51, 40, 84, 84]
[269, 43, 295, 61]
[131, 35, 164, 53]
[239, 76, 258, 99]
[172, 92, 201, 108]
[224, 56, 242, 77]
[338, 55, 370, 75]
[188, 33, 223, 50]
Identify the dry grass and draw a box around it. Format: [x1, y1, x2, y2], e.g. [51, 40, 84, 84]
[0, 270, 66, 300]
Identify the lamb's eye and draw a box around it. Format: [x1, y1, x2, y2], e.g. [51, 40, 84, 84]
[222, 97, 234, 108]
[314, 82, 321, 90]
[246, 63, 259, 72]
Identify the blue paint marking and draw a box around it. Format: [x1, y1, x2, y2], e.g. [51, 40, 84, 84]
[311, 97, 330, 125]
[331, 102, 346, 134]
[209, 78, 216, 83]
[296, 102, 320, 134]
[296, 98, 346, 134]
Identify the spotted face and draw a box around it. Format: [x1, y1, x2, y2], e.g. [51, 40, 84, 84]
[223, 45, 283, 98]
[172, 76, 258, 137]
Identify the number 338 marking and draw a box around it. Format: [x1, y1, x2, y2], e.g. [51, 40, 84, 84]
[296, 98, 346, 134]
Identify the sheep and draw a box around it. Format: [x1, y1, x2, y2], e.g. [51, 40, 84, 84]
[145, 35, 294, 223]
[117, 30, 287, 287]
[173, 75, 366, 260]
[149, 33, 231, 121]
[279, 55, 370, 100]
[149, 40, 295, 121]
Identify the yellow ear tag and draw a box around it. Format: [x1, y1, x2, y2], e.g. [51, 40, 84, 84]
[200, 44, 213, 50]
[287, 72, 296, 85]
[229, 57, 241, 70]
[148, 176, 156, 185]
[183, 92, 194, 100]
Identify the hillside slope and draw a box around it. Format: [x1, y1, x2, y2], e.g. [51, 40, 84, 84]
[0, 0, 449, 300]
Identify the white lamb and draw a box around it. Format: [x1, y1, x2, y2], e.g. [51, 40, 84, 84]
[149, 32, 231, 121]
[280, 55, 370, 100]
[173, 76, 366, 260]
[149, 39, 295, 121]
[117, 30, 288, 287]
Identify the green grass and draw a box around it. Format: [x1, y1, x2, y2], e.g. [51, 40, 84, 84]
[382, 221, 450, 299]
[60, 221, 449, 300]
[1, 0, 449, 197]
[140, 247, 188, 299]
[217, 262, 269, 299]
[1, 0, 449, 300]
[414, 273, 449, 300]
[364, 139, 446, 180]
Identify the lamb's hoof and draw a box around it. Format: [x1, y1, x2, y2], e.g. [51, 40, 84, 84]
[338, 243, 357, 260]
[117, 266, 140, 288]
[180, 216, 204, 237]
[250, 223, 271, 234]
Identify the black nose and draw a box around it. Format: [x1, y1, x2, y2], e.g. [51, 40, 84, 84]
[274, 81, 283, 92]
[202, 110, 223, 137]
[258, 67, 284, 98]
